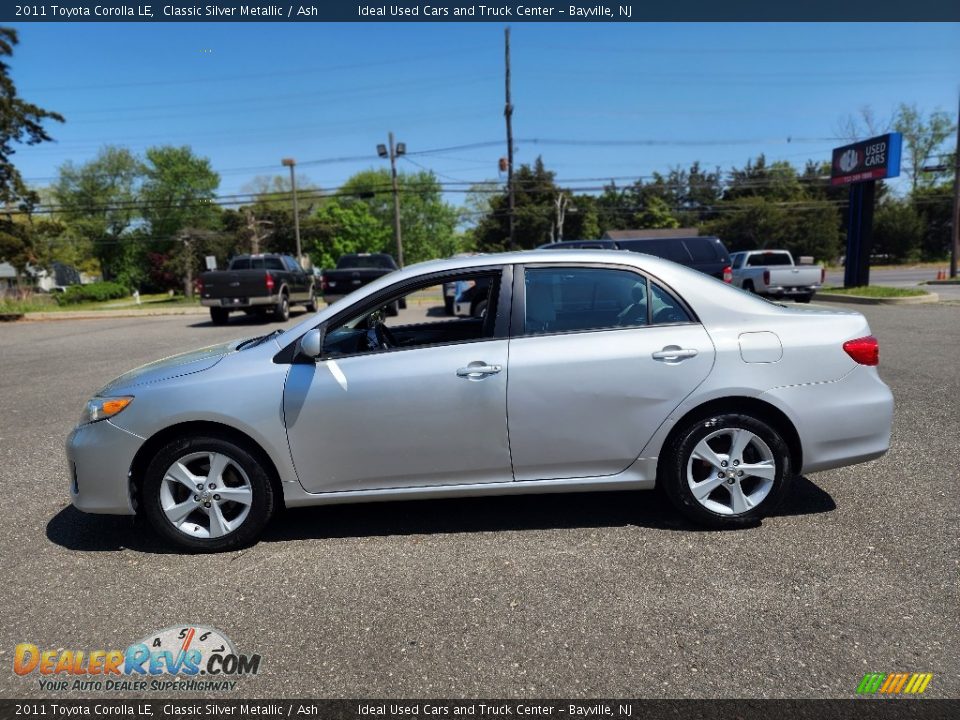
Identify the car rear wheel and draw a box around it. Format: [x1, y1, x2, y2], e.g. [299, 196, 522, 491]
[660, 413, 792, 528]
[742, 280, 756, 293]
[209, 307, 229, 325]
[142, 436, 275, 552]
[305, 290, 318, 313]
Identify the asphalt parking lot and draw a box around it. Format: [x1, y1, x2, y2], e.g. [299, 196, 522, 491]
[0, 301, 957, 699]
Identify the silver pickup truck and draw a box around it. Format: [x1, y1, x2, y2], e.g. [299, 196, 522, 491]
[730, 250, 824, 303]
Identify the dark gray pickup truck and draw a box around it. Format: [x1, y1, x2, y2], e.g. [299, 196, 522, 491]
[320, 253, 401, 310]
[198, 254, 317, 325]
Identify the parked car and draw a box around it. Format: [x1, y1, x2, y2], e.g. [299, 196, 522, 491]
[67, 250, 893, 551]
[539, 236, 733, 282]
[198, 254, 316, 325]
[320, 253, 400, 311]
[452, 276, 493, 318]
[730, 250, 825, 303]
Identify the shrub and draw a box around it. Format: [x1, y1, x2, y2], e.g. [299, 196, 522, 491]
[54, 281, 129, 306]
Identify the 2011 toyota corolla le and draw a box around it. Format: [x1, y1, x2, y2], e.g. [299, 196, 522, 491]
[66, 251, 894, 551]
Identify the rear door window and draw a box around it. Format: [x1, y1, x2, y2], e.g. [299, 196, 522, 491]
[523, 267, 649, 335]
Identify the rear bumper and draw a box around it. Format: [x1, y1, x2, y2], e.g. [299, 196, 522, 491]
[201, 294, 280, 309]
[765, 285, 819, 297]
[761, 365, 893, 474]
[65, 420, 144, 515]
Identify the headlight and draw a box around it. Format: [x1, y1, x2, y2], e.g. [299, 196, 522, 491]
[81, 396, 134, 425]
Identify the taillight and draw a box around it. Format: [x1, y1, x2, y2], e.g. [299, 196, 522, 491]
[320, 274, 328, 292]
[196, 277, 204, 295]
[265, 272, 275, 293]
[763, 269, 770, 286]
[843, 336, 879, 366]
[821, 267, 826, 284]
[722, 266, 732, 283]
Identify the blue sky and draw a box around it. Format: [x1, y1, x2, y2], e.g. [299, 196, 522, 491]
[10, 22, 960, 204]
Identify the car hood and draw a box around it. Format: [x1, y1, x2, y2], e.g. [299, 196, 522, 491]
[99, 341, 235, 395]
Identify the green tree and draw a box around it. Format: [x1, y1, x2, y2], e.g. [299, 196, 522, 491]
[894, 103, 956, 192]
[141, 146, 220, 295]
[705, 197, 790, 251]
[53, 146, 144, 283]
[635, 196, 681, 230]
[873, 200, 925, 262]
[0, 27, 64, 276]
[339, 168, 459, 263]
[311, 199, 391, 270]
[473, 157, 559, 250]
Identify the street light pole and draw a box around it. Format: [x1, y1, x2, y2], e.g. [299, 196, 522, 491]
[378, 133, 405, 267]
[950, 93, 959, 279]
[281, 157, 302, 263]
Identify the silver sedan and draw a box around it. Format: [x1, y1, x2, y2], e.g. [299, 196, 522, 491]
[66, 251, 894, 551]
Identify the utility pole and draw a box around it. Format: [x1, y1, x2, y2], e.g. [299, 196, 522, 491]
[951, 93, 960, 279]
[378, 133, 405, 267]
[504, 27, 515, 251]
[281, 157, 302, 263]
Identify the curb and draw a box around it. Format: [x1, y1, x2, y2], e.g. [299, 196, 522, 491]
[0, 313, 25, 322]
[925, 280, 960, 286]
[24, 307, 209, 321]
[815, 292, 939, 305]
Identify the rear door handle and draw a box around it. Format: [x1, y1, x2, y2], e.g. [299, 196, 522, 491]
[652, 346, 699, 362]
[456, 363, 502, 379]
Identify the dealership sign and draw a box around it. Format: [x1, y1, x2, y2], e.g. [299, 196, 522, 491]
[830, 133, 902, 186]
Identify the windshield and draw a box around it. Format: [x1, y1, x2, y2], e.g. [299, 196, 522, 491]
[746, 252, 793, 267]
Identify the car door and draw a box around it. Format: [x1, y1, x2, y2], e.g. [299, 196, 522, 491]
[507, 264, 715, 482]
[283, 267, 513, 493]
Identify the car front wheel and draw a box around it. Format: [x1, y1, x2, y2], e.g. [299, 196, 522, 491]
[660, 413, 792, 528]
[142, 436, 275, 551]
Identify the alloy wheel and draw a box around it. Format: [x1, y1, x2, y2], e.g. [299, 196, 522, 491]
[686, 427, 776, 516]
[159, 451, 253, 538]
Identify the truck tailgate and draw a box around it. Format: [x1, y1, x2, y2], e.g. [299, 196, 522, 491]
[769, 266, 821, 287]
[202, 271, 270, 300]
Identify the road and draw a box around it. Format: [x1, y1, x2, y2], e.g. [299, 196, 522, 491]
[0, 302, 957, 699]
[825, 267, 960, 301]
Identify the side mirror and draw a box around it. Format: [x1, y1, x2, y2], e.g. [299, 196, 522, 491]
[299, 327, 324, 360]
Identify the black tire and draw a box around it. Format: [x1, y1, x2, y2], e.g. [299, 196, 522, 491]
[660, 413, 792, 529]
[472, 299, 488, 319]
[141, 435, 275, 552]
[210, 307, 229, 325]
[305, 290, 318, 313]
[274, 292, 290, 322]
[742, 280, 756, 294]
[444, 297, 454, 315]
[795, 293, 813, 304]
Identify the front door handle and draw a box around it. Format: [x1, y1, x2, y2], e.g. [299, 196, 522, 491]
[652, 346, 699, 362]
[456, 363, 503, 379]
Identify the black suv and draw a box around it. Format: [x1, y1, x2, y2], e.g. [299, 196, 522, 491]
[538, 236, 732, 282]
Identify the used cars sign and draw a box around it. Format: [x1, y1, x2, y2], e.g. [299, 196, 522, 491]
[830, 132, 902, 186]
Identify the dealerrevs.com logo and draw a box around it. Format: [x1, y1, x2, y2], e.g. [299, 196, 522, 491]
[13, 625, 261, 693]
[856, 672, 933, 696]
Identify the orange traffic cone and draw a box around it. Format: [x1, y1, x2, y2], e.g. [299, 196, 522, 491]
[936, 269, 945, 280]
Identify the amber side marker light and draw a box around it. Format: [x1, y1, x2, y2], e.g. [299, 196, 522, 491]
[101, 398, 133, 415]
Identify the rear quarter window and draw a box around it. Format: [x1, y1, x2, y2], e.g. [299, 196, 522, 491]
[683, 238, 722, 263]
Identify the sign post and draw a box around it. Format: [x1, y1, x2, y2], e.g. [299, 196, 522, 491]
[830, 133, 902, 288]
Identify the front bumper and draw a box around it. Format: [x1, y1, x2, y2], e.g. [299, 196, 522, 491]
[761, 365, 893, 474]
[66, 420, 145, 515]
